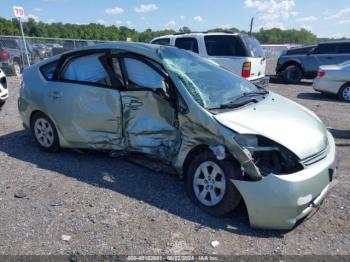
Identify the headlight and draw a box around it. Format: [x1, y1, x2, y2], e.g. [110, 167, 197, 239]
[235, 134, 303, 175]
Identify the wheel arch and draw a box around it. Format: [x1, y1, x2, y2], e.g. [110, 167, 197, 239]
[29, 109, 68, 147]
[280, 60, 304, 74]
[182, 144, 241, 179]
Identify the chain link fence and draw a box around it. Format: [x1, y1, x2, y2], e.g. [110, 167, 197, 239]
[0, 35, 299, 76]
[0, 35, 117, 76]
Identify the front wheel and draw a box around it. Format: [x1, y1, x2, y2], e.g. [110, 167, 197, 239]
[185, 151, 242, 216]
[338, 84, 350, 102]
[30, 112, 60, 152]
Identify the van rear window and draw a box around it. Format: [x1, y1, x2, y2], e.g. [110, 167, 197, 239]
[204, 35, 247, 57]
[242, 36, 265, 58]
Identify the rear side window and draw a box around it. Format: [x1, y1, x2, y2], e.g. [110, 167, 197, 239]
[242, 36, 265, 57]
[286, 46, 315, 55]
[316, 44, 337, 54]
[152, 38, 171, 46]
[175, 38, 199, 53]
[62, 53, 112, 86]
[40, 60, 59, 80]
[336, 43, 350, 54]
[204, 35, 247, 57]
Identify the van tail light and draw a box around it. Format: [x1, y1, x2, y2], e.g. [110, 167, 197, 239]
[1, 50, 9, 61]
[242, 62, 251, 78]
[317, 70, 325, 78]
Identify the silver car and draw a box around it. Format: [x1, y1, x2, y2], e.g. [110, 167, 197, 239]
[18, 43, 337, 229]
[313, 61, 350, 102]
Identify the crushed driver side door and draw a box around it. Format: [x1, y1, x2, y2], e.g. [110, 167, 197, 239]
[112, 53, 181, 162]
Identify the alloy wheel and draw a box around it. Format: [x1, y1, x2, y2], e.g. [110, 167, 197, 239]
[34, 118, 54, 148]
[342, 86, 350, 101]
[193, 161, 226, 207]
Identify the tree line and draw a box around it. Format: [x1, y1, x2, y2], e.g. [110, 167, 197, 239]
[0, 16, 343, 45]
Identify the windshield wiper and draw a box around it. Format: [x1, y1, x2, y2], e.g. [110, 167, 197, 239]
[208, 89, 268, 110]
[208, 97, 259, 110]
[243, 89, 269, 97]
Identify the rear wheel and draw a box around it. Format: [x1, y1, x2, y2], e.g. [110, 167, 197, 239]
[338, 84, 350, 102]
[30, 112, 60, 152]
[282, 65, 303, 84]
[0, 100, 5, 109]
[185, 150, 242, 216]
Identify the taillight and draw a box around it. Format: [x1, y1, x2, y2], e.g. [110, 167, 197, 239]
[317, 70, 325, 78]
[1, 50, 9, 60]
[242, 62, 251, 78]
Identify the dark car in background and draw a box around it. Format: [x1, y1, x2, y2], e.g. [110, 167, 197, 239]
[276, 41, 350, 84]
[32, 44, 51, 60]
[17, 40, 42, 65]
[0, 38, 23, 76]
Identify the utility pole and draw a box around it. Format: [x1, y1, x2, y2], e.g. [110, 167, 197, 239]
[19, 18, 30, 66]
[249, 16, 254, 35]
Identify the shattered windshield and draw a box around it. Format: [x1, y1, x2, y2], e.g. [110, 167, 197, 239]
[159, 47, 259, 108]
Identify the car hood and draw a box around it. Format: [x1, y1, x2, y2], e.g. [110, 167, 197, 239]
[214, 92, 328, 160]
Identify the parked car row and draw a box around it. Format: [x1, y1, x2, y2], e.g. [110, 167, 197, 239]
[0, 38, 63, 76]
[276, 40, 350, 102]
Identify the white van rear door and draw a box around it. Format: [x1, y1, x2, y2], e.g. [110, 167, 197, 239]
[208, 56, 245, 76]
[241, 36, 266, 80]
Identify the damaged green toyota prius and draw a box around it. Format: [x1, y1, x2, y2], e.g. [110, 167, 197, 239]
[18, 43, 337, 229]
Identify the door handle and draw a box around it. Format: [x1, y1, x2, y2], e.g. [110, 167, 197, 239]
[50, 91, 62, 99]
[125, 99, 143, 109]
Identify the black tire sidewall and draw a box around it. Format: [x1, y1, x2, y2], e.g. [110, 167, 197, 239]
[30, 112, 60, 152]
[283, 65, 303, 84]
[185, 150, 242, 216]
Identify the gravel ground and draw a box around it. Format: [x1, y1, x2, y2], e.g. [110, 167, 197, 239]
[0, 76, 349, 256]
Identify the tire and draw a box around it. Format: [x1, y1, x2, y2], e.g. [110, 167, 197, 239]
[0, 100, 5, 110]
[185, 150, 242, 216]
[282, 65, 303, 84]
[30, 112, 60, 152]
[338, 84, 350, 102]
[13, 61, 22, 77]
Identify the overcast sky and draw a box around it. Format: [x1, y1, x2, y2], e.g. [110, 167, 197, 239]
[1, 0, 350, 38]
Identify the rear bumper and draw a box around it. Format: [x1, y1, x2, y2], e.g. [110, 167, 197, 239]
[232, 131, 337, 230]
[313, 77, 344, 95]
[251, 76, 270, 88]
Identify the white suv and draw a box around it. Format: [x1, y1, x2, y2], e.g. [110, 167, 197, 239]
[0, 68, 8, 109]
[151, 32, 268, 88]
